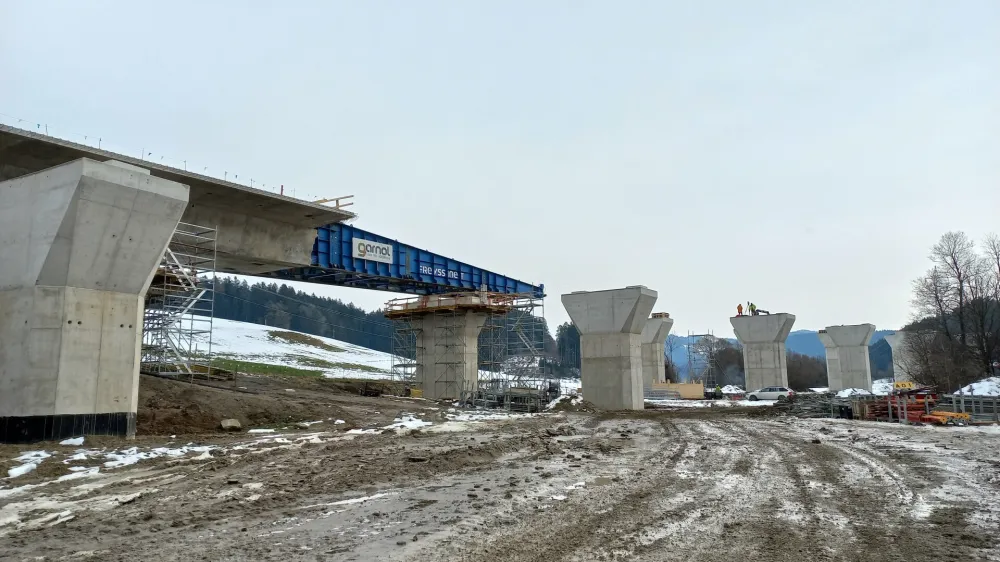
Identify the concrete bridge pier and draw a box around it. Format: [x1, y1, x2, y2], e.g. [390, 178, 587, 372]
[386, 294, 501, 401]
[884, 332, 912, 382]
[412, 310, 487, 400]
[562, 286, 657, 410]
[0, 159, 189, 443]
[641, 313, 674, 386]
[730, 313, 796, 391]
[819, 324, 875, 391]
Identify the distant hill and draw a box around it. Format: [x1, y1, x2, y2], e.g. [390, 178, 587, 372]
[668, 329, 895, 378]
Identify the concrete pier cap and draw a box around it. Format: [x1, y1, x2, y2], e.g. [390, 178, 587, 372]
[641, 314, 674, 386]
[562, 286, 657, 411]
[730, 313, 796, 391]
[819, 324, 875, 391]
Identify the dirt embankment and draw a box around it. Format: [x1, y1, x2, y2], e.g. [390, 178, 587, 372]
[136, 374, 357, 434]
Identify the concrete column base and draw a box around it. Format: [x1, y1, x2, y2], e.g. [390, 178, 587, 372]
[413, 311, 486, 400]
[581, 333, 644, 410]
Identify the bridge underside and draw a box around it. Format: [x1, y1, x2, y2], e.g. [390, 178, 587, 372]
[0, 126, 542, 298]
[0, 125, 354, 276]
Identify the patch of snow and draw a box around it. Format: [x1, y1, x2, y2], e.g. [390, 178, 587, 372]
[7, 463, 38, 479]
[559, 379, 582, 394]
[550, 494, 568, 501]
[59, 437, 84, 446]
[57, 467, 100, 481]
[14, 451, 51, 463]
[836, 388, 872, 398]
[7, 451, 52, 479]
[721, 385, 745, 394]
[385, 414, 433, 431]
[103, 445, 214, 468]
[546, 395, 570, 410]
[334, 419, 346, 425]
[808, 387, 830, 394]
[444, 409, 535, 422]
[64, 452, 88, 463]
[345, 428, 382, 435]
[565, 482, 586, 490]
[872, 378, 893, 395]
[248, 429, 276, 434]
[955, 377, 1000, 396]
[201, 318, 394, 380]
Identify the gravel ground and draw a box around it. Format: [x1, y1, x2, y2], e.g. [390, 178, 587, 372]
[2, 409, 999, 562]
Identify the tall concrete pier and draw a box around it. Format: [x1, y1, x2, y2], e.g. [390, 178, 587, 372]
[0, 159, 188, 443]
[730, 313, 796, 391]
[640, 313, 674, 387]
[562, 286, 657, 410]
[385, 294, 504, 400]
[818, 324, 875, 391]
[884, 332, 912, 382]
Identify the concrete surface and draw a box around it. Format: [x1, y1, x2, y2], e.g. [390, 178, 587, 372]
[412, 311, 487, 400]
[730, 313, 796, 391]
[562, 287, 657, 410]
[884, 332, 912, 382]
[819, 324, 875, 391]
[0, 158, 188, 441]
[0, 124, 353, 275]
[640, 316, 674, 386]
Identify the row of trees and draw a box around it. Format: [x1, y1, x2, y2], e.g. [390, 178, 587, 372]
[901, 232, 1000, 390]
[209, 278, 394, 352]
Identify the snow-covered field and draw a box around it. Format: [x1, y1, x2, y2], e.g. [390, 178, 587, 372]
[956, 376, 1000, 396]
[199, 318, 395, 379]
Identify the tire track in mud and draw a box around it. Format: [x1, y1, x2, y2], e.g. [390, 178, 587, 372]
[814, 427, 997, 561]
[641, 418, 856, 561]
[438, 418, 698, 562]
[747, 419, 998, 562]
[441, 417, 792, 562]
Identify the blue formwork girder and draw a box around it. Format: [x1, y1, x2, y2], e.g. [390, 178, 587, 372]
[265, 223, 544, 298]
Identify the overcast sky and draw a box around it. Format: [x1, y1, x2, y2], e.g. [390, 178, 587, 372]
[2, 1, 998, 338]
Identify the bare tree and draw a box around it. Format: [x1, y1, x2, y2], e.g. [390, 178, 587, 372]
[901, 329, 977, 391]
[664, 335, 679, 382]
[930, 231, 976, 345]
[908, 231, 1000, 388]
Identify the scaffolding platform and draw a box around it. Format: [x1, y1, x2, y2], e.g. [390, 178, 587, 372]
[386, 292, 555, 409]
[141, 222, 217, 378]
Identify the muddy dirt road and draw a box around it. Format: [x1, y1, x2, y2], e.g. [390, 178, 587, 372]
[3, 409, 999, 561]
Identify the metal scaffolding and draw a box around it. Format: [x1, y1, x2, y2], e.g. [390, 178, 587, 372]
[685, 330, 721, 387]
[141, 222, 217, 378]
[386, 292, 554, 410]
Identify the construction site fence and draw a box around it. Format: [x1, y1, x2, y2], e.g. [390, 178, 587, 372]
[938, 395, 1000, 424]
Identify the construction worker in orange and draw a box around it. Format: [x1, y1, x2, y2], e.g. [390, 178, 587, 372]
[736, 303, 744, 316]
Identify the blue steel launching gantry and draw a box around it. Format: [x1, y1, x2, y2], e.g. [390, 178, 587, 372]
[265, 223, 545, 298]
